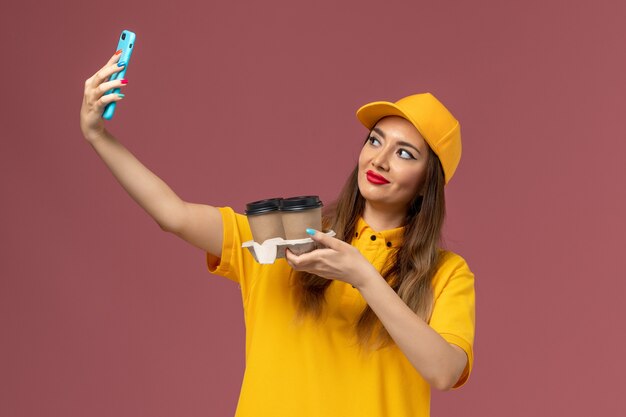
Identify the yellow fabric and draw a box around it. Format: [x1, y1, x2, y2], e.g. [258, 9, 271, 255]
[206, 207, 475, 417]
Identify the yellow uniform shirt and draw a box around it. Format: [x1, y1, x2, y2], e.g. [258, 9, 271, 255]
[207, 207, 475, 417]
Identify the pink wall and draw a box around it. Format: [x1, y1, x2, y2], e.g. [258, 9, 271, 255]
[2, 0, 625, 415]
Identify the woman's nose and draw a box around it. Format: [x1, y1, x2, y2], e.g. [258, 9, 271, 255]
[371, 149, 391, 171]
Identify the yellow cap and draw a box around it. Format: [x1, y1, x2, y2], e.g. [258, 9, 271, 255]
[356, 93, 462, 184]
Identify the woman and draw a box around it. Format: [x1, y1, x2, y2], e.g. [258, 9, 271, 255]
[80, 51, 475, 417]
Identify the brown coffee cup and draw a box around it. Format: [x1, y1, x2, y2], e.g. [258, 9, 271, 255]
[280, 196, 323, 240]
[245, 198, 285, 243]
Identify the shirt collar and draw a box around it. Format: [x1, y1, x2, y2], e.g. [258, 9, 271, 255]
[353, 217, 404, 248]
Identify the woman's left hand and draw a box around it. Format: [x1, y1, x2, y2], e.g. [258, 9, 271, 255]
[284, 229, 377, 289]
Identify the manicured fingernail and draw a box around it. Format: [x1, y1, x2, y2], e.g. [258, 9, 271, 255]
[117, 93, 125, 98]
[115, 49, 122, 55]
[120, 79, 128, 84]
[117, 61, 126, 67]
[306, 228, 316, 236]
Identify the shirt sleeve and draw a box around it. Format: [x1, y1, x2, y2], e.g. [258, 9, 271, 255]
[206, 207, 257, 300]
[428, 251, 476, 389]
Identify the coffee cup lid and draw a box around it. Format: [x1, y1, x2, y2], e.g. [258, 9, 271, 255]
[245, 198, 283, 215]
[280, 195, 323, 212]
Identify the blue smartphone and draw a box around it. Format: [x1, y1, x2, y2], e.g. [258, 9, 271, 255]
[102, 30, 136, 120]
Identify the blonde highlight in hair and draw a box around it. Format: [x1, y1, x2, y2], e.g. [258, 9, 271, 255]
[292, 140, 447, 350]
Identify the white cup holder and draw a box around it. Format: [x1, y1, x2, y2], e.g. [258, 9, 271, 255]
[242, 230, 336, 264]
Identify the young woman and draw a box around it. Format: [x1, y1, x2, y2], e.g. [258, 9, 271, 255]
[80, 51, 475, 417]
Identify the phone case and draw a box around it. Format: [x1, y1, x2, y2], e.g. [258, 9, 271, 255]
[102, 30, 136, 120]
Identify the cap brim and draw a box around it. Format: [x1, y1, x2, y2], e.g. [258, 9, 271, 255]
[356, 101, 426, 139]
[356, 101, 401, 129]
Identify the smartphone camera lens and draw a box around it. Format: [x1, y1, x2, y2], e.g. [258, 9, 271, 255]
[122, 33, 126, 40]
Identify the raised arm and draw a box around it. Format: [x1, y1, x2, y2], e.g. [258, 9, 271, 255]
[80, 50, 223, 257]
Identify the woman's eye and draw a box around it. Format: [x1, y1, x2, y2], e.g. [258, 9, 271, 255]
[398, 149, 415, 160]
[368, 136, 381, 146]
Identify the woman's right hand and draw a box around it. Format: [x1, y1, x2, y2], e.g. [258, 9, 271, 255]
[80, 51, 128, 143]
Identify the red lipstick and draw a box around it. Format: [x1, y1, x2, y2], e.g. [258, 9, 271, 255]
[366, 170, 390, 185]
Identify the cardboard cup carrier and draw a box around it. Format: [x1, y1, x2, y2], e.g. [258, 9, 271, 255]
[243, 196, 335, 264]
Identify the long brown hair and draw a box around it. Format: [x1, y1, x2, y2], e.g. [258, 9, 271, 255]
[291, 135, 447, 350]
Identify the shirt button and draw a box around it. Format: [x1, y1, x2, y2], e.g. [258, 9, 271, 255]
[386, 241, 392, 247]
[370, 235, 376, 241]
[355, 232, 359, 237]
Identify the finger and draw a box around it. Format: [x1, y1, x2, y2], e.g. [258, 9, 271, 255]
[93, 91, 125, 112]
[284, 249, 300, 269]
[85, 50, 123, 84]
[285, 248, 317, 269]
[106, 49, 124, 65]
[90, 62, 126, 87]
[286, 247, 335, 269]
[97, 50, 124, 77]
[306, 229, 344, 251]
[96, 78, 128, 96]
